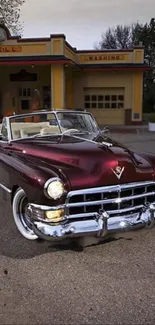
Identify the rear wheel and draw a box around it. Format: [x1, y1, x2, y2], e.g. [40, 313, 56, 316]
[12, 188, 38, 240]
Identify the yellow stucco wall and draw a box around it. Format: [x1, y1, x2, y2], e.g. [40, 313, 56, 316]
[0, 34, 144, 64]
[64, 46, 76, 62]
[134, 50, 144, 63]
[52, 39, 64, 55]
[89, 109, 124, 125]
[65, 68, 74, 109]
[0, 43, 48, 56]
[132, 71, 143, 121]
[73, 70, 133, 106]
[76, 49, 144, 65]
[0, 24, 145, 124]
[72, 70, 134, 125]
[51, 65, 65, 109]
[77, 53, 130, 65]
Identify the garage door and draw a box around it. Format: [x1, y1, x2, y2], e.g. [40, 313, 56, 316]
[84, 87, 125, 125]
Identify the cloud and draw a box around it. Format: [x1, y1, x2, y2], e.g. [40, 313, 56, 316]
[21, 0, 155, 49]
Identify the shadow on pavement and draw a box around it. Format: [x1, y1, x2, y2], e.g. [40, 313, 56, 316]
[0, 197, 133, 260]
[0, 224, 132, 259]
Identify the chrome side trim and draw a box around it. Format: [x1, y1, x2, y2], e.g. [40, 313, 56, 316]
[0, 183, 11, 193]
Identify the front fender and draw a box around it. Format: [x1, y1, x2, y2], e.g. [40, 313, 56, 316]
[3, 152, 70, 205]
[137, 152, 155, 178]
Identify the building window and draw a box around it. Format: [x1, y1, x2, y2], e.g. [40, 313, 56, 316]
[19, 88, 31, 97]
[18, 88, 32, 111]
[84, 94, 124, 109]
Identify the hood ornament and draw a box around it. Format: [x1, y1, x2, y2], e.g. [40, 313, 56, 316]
[111, 166, 125, 179]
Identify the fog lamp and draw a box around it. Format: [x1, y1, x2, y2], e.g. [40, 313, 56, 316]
[45, 209, 64, 222]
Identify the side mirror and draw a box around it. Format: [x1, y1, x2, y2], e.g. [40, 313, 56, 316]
[101, 126, 109, 134]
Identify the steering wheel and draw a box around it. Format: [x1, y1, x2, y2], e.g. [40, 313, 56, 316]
[62, 128, 79, 135]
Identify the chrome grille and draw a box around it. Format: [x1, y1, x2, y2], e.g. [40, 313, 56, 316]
[65, 181, 155, 219]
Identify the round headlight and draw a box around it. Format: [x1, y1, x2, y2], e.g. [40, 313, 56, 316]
[44, 178, 64, 200]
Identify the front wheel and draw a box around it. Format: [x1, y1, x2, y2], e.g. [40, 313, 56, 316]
[12, 188, 38, 240]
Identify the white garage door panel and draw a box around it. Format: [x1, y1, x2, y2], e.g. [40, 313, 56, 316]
[89, 109, 124, 125]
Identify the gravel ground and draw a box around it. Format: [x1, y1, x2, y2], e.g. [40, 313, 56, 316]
[1, 132, 155, 325]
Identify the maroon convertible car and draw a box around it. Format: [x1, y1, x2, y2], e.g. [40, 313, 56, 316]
[0, 110, 155, 245]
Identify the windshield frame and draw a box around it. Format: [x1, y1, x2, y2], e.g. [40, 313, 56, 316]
[2, 110, 100, 142]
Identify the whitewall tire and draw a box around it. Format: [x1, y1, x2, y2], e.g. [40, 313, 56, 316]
[12, 188, 38, 240]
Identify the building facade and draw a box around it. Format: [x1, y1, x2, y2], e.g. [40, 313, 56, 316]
[0, 23, 150, 125]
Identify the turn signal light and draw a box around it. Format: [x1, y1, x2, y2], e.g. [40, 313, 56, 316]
[45, 209, 64, 223]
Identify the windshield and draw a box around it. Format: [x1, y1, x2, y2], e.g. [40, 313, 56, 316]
[9, 111, 99, 140]
[57, 112, 97, 133]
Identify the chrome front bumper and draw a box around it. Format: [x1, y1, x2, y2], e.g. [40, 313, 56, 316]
[29, 203, 155, 241]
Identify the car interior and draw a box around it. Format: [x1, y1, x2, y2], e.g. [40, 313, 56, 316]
[0, 115, 85, 140]
[11, 122, 61, 139]
[0, 121, 63, 140]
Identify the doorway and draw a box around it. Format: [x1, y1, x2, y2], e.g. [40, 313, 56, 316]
[18, 87, 32, 114]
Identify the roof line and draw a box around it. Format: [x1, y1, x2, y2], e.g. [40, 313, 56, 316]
[77, 49, 138, 53]
[0, 24, 144, 53]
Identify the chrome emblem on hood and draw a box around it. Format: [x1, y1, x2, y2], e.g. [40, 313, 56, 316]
[111, 166, 125, 179]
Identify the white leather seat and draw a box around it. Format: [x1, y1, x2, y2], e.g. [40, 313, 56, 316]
[12, 129, 21, 139]
[20, 129, 29, 138]
[40, 126, 60, 135]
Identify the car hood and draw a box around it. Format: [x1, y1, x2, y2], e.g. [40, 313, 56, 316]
[13, 133, 155, 190]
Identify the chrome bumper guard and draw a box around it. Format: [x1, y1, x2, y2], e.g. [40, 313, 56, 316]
[30, 202, 155, 241]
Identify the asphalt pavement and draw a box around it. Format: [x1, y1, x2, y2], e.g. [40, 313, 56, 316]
[1, 132, 155, 325]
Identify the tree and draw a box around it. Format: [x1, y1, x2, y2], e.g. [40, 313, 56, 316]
[142, 19, 155, 112]
[96, 19, 155, 112]
[96, 23, 144, 50]
[97, 24, 132, 49]
[0, 0, 25, 35]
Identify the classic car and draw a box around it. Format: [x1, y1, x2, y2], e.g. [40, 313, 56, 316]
[0, 109, 155, 245]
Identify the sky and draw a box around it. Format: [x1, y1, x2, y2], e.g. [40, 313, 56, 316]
[21, 0, 155, 50]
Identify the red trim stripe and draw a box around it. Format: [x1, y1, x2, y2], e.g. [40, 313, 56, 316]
[82, 67, 150, 71]
[0, 60, 69, 66]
